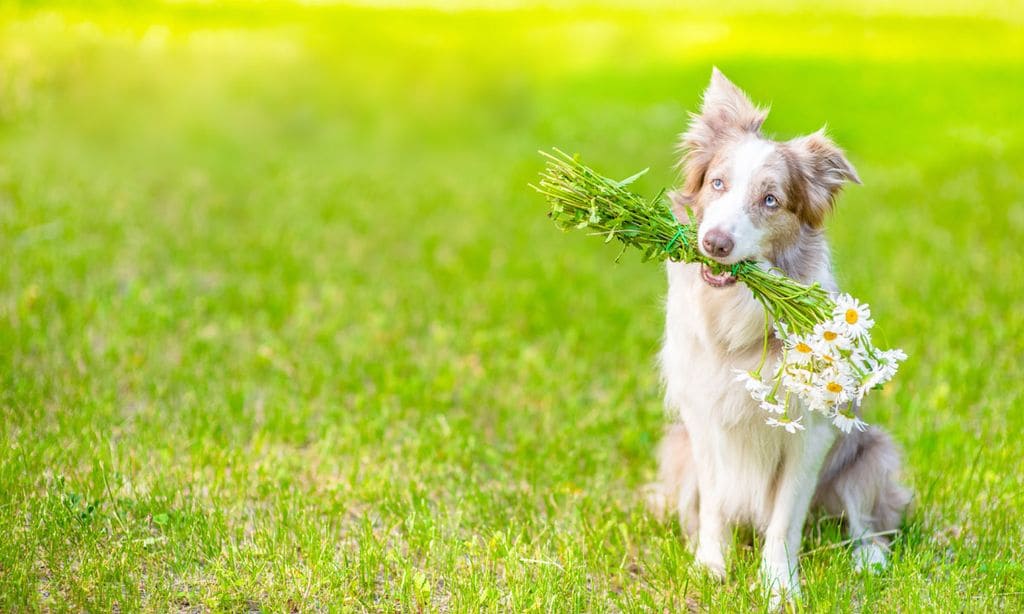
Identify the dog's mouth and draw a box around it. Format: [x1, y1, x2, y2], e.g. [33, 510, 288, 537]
[701, 263, 737, 288]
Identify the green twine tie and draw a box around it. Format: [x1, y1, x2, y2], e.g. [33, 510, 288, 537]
[664, 225, 687, 253]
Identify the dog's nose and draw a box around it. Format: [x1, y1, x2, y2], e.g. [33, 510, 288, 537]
[702, 229, 734, 258]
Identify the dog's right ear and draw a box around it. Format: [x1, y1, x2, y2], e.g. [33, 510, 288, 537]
[678, 68, 768, 198]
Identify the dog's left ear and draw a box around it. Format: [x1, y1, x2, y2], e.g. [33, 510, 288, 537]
[787, 128, 861, 227]
[678, 68, 768, 199]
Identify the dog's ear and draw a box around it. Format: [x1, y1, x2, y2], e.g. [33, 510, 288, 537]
[786, 128, 861, 227]
[678, 68, 768, 198]
[695, 67, 768, 135]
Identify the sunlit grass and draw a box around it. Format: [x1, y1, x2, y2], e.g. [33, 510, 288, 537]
[1, 1, 1023, 610]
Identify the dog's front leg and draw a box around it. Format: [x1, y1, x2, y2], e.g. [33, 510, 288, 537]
[691, 452, 729, 579]
[761, 422, 836, 604]
[695, 501, 729, 578]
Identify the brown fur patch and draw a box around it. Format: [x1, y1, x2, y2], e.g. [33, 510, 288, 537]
[783, 130, 861, 228]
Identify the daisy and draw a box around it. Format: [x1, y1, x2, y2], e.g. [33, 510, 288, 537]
[869, 346, 905, 381]
[873, 349, 906, 383]
[785, 335, 817, 366]
[781, 366, 816, 396]
[805, 390, 831, 414]
[845, 343, 873, 374]
[816, 350, 838, 369]
[859, 358, 896, 396]
[885, 348, 908, 362]
[832, 408, 868, 433]
[812, 321, 852, 353]
[817, 369, 856, 405]
[833, 294, 874, 336]
[734, 369, 770, 401]
[759, 398, 787, 415]
[765, 415, 805, 433]
[881, 348, 908, 370]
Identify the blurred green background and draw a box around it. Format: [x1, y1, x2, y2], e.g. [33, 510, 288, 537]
[1, 1, 1023, 610]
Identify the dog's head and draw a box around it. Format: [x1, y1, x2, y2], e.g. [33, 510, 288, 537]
[676, 68, 860, 287]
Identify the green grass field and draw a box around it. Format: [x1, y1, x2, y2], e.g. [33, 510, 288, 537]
[2, 1, 1023, 610]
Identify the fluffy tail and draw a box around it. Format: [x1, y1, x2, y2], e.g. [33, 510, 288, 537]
[816, 427, 913, 541]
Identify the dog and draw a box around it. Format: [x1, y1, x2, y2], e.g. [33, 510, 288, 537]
[646, 68, 911, 604]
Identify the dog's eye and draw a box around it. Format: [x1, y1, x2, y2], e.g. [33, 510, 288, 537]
[711, 179, 725, 190]
[764, 194, 778, 208]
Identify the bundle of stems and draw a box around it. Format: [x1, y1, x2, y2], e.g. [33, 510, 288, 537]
[531, 148, 834, 336]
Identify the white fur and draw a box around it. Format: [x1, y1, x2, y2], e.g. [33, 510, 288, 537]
[657, 255, 911, 605]
[696, 136, 774, 264]
[661, 261, 837, 601]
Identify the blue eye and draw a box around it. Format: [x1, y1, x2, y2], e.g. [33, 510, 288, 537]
[711, 179, 724, 190]
[764, 194, 778, 208]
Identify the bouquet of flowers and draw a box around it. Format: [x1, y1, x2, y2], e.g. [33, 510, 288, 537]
[532, 148, 906, 433]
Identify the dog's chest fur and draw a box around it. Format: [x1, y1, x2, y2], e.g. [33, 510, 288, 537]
[659, 260, 835, 527]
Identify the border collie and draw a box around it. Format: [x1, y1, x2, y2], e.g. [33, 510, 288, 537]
[647, 68, 911, 604]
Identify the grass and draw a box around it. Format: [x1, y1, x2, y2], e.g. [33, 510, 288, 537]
[1, 1, 1023, 610]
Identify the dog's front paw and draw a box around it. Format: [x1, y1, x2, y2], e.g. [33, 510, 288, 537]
[766, 582, 801, 611]
[853, 542, 889, 573]
[761, 561, 801, 610]
[694, 542, 727, 580]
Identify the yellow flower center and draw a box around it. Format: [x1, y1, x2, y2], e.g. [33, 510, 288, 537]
[823, 331, 838, 341]
[826, 382, 843, 393]
[845, 309, 859, 324]
[796, 342, 812, 354]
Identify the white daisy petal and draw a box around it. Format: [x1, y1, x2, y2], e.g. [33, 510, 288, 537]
[832, 409, 868, 433]
[765, 415, 805, 433]
[734, 369, 771, 401]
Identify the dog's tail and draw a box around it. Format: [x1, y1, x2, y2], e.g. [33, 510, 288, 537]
[643, 423, 699, 536]
[815, 426, 913, 540]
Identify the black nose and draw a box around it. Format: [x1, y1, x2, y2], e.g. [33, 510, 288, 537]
[702, 229, 734, 258]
